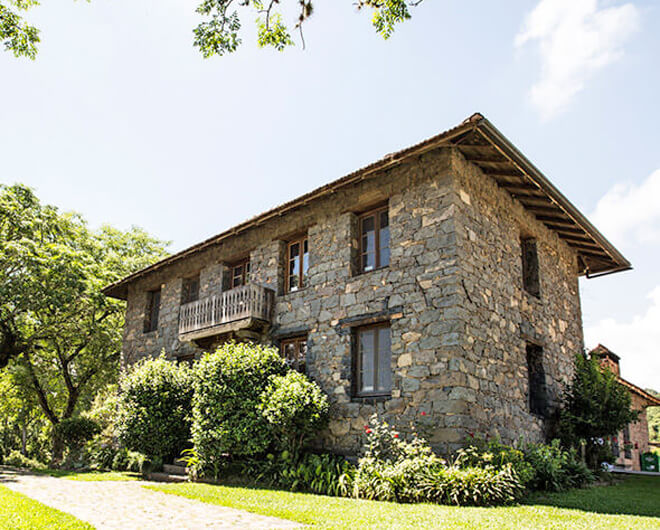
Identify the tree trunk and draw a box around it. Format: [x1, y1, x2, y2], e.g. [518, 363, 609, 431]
[21, 422, 27, 456]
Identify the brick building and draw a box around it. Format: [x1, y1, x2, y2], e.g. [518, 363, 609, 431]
[104, 114, 630, 454]
[590, 344, 660, 471]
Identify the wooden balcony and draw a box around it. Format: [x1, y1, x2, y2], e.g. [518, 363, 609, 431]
[178, 284, 274, 342]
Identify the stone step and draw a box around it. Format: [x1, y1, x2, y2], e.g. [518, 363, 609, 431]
[162, 464, 187, 476]
[146, 472, 188, 483]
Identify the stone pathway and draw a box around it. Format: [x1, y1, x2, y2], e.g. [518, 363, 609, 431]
[0, 468, 301, 529]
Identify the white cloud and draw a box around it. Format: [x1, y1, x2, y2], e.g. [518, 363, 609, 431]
[589, 169, 660, 247]
[516, 0, 639, 120]
[584, 285, 660, 391]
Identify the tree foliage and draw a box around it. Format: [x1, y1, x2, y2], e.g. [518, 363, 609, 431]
[556, 353, 639, 466]
[647, 389, 660, 444]
[0, 183, 168, 459]
[2, 0, 424, 59]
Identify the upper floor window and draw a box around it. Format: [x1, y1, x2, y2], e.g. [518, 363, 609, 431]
[144, 288, 161, 333]
[181, 275, 199, 305]
[526, 343, 548, 417]
[286, 236, 309, 293]
[281, 336, 307, 373]
[521, 237, 540, 297]
[360, 206, 389, 273]
[231, 259, 251, 289]
[354, 323, 391, 397]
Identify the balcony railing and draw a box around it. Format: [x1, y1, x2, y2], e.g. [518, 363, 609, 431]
[179, 284, 274, 336]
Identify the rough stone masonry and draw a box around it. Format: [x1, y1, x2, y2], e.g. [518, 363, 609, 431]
[105, 115, 629, 456]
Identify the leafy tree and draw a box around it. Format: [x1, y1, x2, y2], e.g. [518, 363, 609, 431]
[2, 0, 424, 59]
[646, 389, 660, 444]
[556, 353, 639, 468]
[0, 183, 168, 459]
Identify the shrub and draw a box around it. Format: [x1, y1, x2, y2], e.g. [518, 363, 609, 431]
[4, 450, 47, 471]
[116, 355, 193, 462]
[241, 451, 355, 496]
[456, 436, 534, 487]
[524, 440, 594, 492]
[55, 417, 101, 451]
[191, 342, 287, 470]
[352, 415, 524, 506]
[110, 447, 155, 473]
[278, 452, 354, 496]
[259, 370, 329, 455]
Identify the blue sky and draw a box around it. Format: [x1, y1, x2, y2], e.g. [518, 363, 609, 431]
[1, 0, 658, 389]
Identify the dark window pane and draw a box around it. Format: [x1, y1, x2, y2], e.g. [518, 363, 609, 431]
[526, 343, 547, 417]
[289, 242, 300, 260]
[359, 329, 375, 393]
[181, 276, 199, 305]
[379, 210, 389, 229]
[377, 327, 391, 392]
[521, 238, 540, 297]
[145, 289, 160, 332]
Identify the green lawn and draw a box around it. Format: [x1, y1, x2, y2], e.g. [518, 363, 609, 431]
[35, 469, 140, 481]
[147, 475, 660, 529]
[0, 485, 92, 529]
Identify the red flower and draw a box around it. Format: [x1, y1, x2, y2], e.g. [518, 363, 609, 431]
[365, 429, 372, 434]
[468, 432, 474, 438]
[364, 425, 369, 430]
[393, 434, 399, 438]
[420, 411, 427, 416]
[613, 437, 618, 443]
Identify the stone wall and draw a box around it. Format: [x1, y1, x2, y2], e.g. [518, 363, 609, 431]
[451, 149, 583, 444]
[119, 146, 584, 455]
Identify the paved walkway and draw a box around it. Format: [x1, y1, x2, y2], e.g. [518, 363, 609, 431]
[0, 468, 301, 529]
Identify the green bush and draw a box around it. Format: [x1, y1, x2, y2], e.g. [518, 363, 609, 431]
[111, 448, 154, 473]
[191, 342, 287, 469]
[239, 451, 355, 496]
[259, 370, 329, 454]
[352, 415, 524, 506]
[4, 450, 47, 471]
[55, 417, 101, 451]
[116, 355, 193, 462]
[524, 440, 593, 492]
[456, 436, 534, 487]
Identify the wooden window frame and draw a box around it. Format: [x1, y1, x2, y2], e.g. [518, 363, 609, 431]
[280, 336, 307, 373]
[180, 275, 200, 305]
[143, 288, 161, 333]
[353, 323, 392, 398]
[359, 206, 389, 274]
[286, 236, 309, 293]
[230, 258, 251, 289]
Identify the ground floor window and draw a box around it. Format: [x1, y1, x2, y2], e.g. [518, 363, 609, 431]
[354, 323, 391, 397]
[526, 343, 548, 417]
[281, 336, 307, 373]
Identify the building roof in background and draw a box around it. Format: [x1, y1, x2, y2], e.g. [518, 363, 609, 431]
[589, 345, 660, 407]
[103, 113, 631, 300]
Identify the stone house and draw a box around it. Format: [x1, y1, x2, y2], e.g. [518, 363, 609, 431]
[590, 344, 660, 471]
[103, 114, 631, 455]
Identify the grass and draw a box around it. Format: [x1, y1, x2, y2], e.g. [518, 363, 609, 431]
[35, 469, 140, 481]
[146, 475, 660, 529]
[0, 484, 93, 529]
